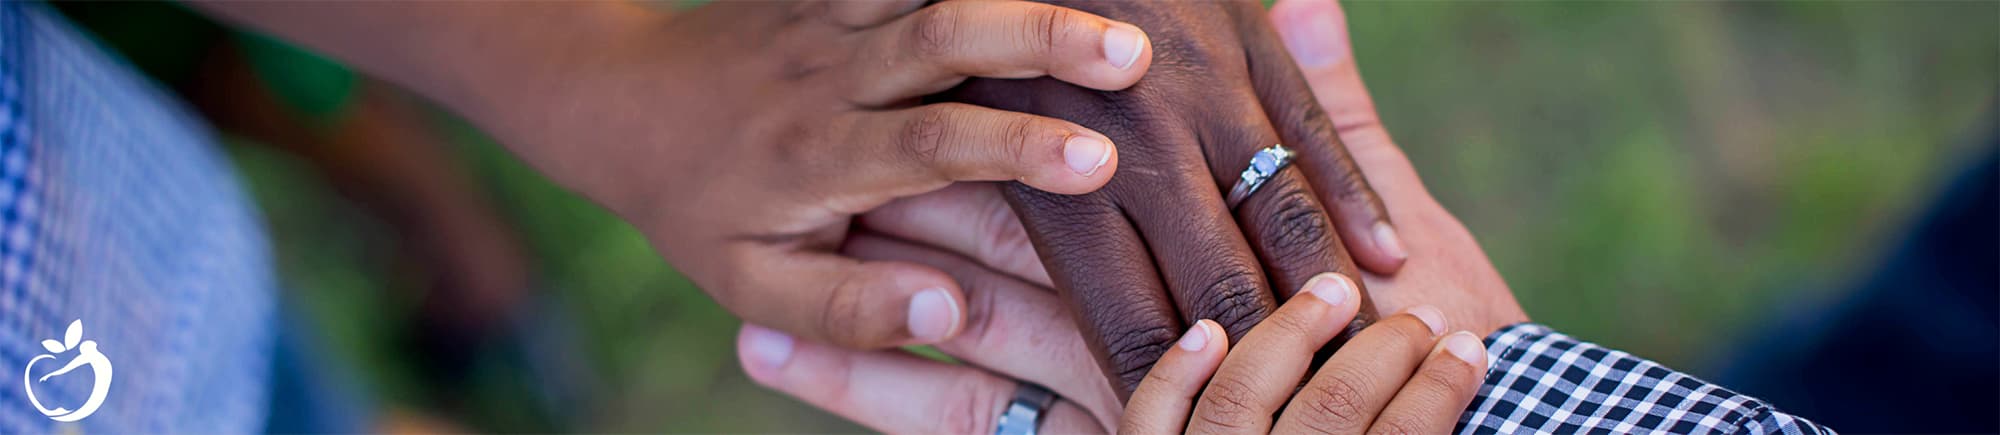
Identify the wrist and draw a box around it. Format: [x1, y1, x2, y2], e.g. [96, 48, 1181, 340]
[430, 3, 679, 213]
[428, 2, 661, 131]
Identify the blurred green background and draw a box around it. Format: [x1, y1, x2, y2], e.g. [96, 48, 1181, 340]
[57, 1, 1999, 432]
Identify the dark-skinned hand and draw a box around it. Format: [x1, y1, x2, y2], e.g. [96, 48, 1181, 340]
[930, 0, 1406, 397]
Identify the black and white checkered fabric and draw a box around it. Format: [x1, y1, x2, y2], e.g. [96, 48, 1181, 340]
[1456, 324, 1834, 434]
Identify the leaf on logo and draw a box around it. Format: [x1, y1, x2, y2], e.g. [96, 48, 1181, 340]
[63, 320, 81, 351]
[40, 339, 62, 354]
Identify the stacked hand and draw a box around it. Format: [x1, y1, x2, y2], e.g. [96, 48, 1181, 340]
[741, 256, 1490, 434]
[938, 0, 1414, 395]
[744, 0, 1529, 432]
[198, 0, 1528, 431]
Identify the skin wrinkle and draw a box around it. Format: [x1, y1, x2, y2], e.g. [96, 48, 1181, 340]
[1003, 184, 1179, 397]
[1189, 267, 1270, 340]
[977, 189, 1041, 282]
[1194, 373, 1271, 430]
[1298, 370, 1372, 430]
[1103, 324, 1179, 379]
[816, 260, 871, 345]
[942, 371, 1002, 434]
[1251, 179, 1337, 263]
[942, 0, 1393, 397]
[956, 270, 1008, 353]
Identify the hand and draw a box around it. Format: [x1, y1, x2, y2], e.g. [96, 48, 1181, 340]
[737, 233, 1128, 434]
[736, 243, 1483, 434]
[1122, 275, 1488, 434]
[1265, 0, 1528, 335]
[526, 1, 1162, 350]
[935, 0, 1406, 395]
[194, 0, 1160, 349]
[861, 0, 1526, 391]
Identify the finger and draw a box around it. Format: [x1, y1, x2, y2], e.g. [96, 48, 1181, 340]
[719, 246, 965, 349]
[1215, 117, 1378, 345]
[1002, 185, 1184, 399]
[1272, 305, 1450, 433]
[822, 0, 923, 28]
[1187, 273, 1363, 433]
[843, 0, 1151, 105]
[1246, 1, 1407, 274]
[1267, 0, 1430, 204]
[1369, 331, 1489, 435]
[843, 233, 1117, 424]
[1120, 320, 1228, 435]
[737, 325, 1105, 434]
[827, 103, 1117, 200]
[858, 183, 1053, 287]
[1114, 133, 1279, 345]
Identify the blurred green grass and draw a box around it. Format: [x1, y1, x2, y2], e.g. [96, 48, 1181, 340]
[212, 1, 1998, 432]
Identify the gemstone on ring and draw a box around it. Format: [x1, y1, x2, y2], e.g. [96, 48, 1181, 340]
[1252, 149, 1281, 174]
[1226, 144, 1296, 209]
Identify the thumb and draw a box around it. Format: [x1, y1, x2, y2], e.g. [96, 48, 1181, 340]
[719, 246, 968, 349]
[1268, 0, 1429, 202]
[1269, 0, 1380, 153]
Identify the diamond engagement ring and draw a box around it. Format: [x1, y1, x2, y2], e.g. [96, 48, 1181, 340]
[1226, 144, 1296, 209]
[994, 383, 1055, 435]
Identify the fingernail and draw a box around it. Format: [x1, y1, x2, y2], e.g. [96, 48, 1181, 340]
[1373, 222, 1408, 262]
[1408, 305, 1447, 336]
[1303, 273, 1354, 307]
[907, 288, 960, 342]
[1176, 321, 1211, 352]
[1277, 0, 1349, 68]
[1102, 24, 1145, 70]
[741, 325, 795, 371]
[1063, 135, 1111, 177]
[1443, 331, 1486, 365]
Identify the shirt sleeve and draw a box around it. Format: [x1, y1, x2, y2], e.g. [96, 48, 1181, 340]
[1455, 324, 1836, 435]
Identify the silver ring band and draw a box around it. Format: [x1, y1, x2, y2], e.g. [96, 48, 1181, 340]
[1225, 144, 1296, 209]
[994, 383, 1055, 435]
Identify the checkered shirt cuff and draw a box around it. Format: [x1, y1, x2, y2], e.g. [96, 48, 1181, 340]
[1454, 323, 1835, 434]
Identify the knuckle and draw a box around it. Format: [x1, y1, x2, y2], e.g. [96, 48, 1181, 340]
[1020, 5, 1070, 57]
[938, 373, 1003, 434]
[1140, 364, 1181, 390]
[1291, 102, 1345, 156]
[1367, 415, 1427, 435]
[958, 275, 1006, 349]
[909, 6, 961, 60]
[1297, 371, 1373, 431]
[1195, 376, 1266, 430]
[975, 194, 1036, 269]
[898, 108, 953, 167]
[1000, 116, 1054, 169]
[1327, 150, 1379, 206]
[1194, 268, 1273, 340]
[1263, 302, 1323, 339]
[1380, 315, 1436, 345]
[1417, 357, 1476, 395]
[1252, 178, 1336, 261]
[817, 271, 868, 346]
[1101, 321, 1180, 392]
[1335, 169, 1376, 206]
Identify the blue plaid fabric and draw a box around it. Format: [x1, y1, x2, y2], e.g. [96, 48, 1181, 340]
[0, 2, 275, 433]
[1460, 324, 1834, 434]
